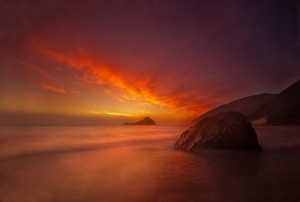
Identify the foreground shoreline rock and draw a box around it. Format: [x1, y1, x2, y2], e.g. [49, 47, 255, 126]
[123, 117, 155, 125]
[175, 111, 262, 151]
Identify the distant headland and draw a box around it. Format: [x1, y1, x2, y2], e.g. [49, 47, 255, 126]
[193, 79, 300, 125]
[123, 117, 155, 125]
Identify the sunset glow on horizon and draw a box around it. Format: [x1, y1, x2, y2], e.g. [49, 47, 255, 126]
[1, 0, 299, 125]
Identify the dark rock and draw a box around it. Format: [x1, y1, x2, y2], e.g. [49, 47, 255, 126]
[249, 79, 300, 125]
[123, 117, 155, 125]
[193, 93, 275, 123]
[175, 111, 262, 151]
[193, 78, 300, 126]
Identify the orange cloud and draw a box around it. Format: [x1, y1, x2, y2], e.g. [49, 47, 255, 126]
[41, 83, 66, 94]
[43, 49, 178, 107]
[27, 37, 216, 120]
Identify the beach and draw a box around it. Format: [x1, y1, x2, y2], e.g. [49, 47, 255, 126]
[1, 125, 300, 202]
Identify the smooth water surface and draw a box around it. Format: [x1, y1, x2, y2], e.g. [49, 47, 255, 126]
[1, 125, 300, 202]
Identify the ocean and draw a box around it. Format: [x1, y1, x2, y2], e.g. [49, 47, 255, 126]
[1, 125, 300, 202]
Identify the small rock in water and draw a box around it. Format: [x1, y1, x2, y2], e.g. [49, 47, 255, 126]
[123, 117, 155, 125]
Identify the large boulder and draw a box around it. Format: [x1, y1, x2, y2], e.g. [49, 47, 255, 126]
[175, 111, 262, 151]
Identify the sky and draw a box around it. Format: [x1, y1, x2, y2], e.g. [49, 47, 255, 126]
[0, 0, 300, 125]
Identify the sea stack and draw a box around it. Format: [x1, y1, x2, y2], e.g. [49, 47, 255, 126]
[123, 117, 155, 125]
[175, 111, 262, 151]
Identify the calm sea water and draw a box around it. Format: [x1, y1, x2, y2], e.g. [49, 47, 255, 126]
[1, 125, 300, 202]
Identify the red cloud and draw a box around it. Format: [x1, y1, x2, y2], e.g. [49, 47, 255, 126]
[41, 83, 66, 94]
[27, 36, 224, 120]
[0, 54, 54, 79]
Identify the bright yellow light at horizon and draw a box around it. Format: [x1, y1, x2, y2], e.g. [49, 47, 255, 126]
[88, 110, 135, 117]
